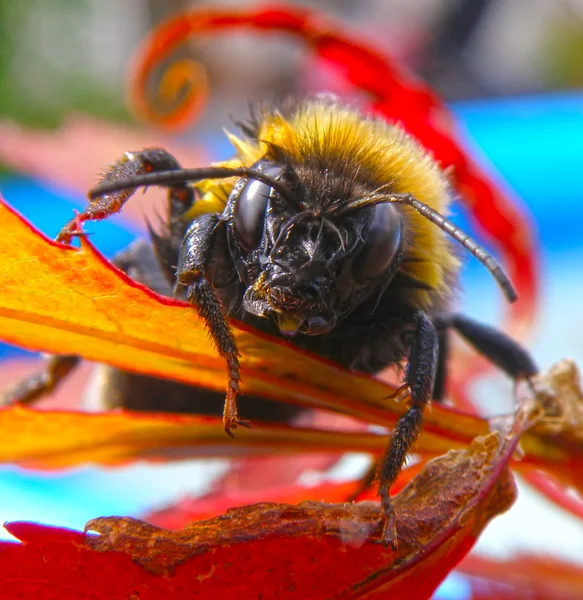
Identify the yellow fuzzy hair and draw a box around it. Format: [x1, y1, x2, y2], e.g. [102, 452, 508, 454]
[189, 100, 460, 308]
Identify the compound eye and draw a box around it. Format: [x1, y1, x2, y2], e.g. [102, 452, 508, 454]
[352, 203, 402, 281]
[234, 179, 272, 251]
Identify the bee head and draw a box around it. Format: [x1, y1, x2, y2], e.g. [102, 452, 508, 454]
[228, 160, 403, 337]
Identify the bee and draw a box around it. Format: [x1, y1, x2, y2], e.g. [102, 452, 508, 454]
[4, 98, 537, 545]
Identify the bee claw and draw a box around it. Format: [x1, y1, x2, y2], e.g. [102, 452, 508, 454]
[56, 210, 95, 245]
[223, 417, 252, 438]
[381, 515, 398, 550]
[379, 492, 399, 548]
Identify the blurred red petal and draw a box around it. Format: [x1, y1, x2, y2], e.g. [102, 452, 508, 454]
[225, 411, 368, 491]
[145, 411, 373, 528]
[459, 553, 583, 600]
[523, 469, 583, 522]
[145, 481, 373, 529]
[144, 460, 423, 531]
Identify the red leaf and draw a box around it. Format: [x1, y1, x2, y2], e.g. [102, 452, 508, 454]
[0, 427, 519, 599]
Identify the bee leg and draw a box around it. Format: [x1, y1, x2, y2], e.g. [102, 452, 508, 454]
[1, 354, 80, 406]
[448, 314, 538, 381]
[175, 213, 246, 437]
[57, 148, 189, 244]
[378, 312, 438, 548]
[348, 323, 445, 502]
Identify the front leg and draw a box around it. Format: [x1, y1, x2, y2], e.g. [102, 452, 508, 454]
[378, 312, 438, 547]
[176, 213, 246, 437]
[57, 148, 191, 244]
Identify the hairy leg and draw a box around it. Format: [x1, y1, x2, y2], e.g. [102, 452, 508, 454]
[432, 323, 449, 402]
[176, 213, 245, 437]
[378, 312, 438, 547]
[349, 314, 537, 515]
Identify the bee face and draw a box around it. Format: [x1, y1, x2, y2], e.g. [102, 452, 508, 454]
[226, 159, 404, 337]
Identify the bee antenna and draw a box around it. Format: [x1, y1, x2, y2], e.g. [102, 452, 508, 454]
[398, 194, 518, 303]
[87, 166, 297, 207]
[340, 193, 518, 303]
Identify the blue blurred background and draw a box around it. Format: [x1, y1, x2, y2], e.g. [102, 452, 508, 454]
[1, 1, 583, 598]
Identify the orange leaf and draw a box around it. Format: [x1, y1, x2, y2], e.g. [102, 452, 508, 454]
[0, 406, 385, 468]
[0, 427, 519, 599]
[0, 196, 581, 485]
[0, 196, 488, 444]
